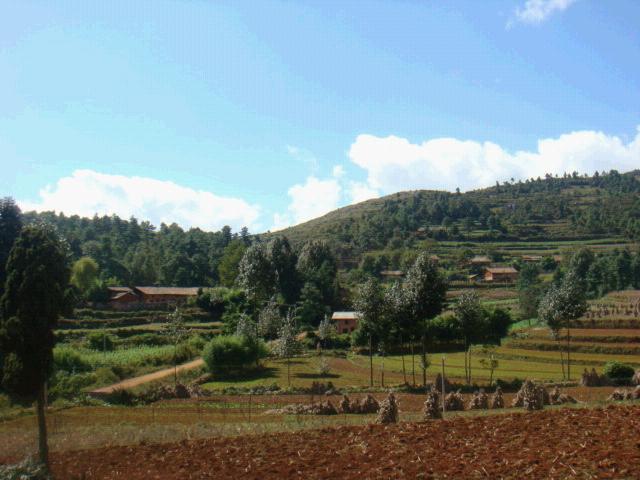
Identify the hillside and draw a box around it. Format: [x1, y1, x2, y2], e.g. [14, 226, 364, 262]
[272, 169, 640, 264]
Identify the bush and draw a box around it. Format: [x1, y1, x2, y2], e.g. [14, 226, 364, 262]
[123, 333, 171, 347]
[603, 361, 636, 381]
[86, 331, 117, 351]
[53, 347, 91, 373]
[203, 335, 268, 375]
[49, 371, 97, 400]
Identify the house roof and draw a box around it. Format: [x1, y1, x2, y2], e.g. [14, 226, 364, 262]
[522, 255, 543, 261]
[331, 311, 360, 320]
[111, 291, 138, 300]
[485, 267, 518, 274]
[133, 287, 200, 296]
[471, 255, 492, 263]
[107, 286, 132, 293]
[380, 270, 404, 277]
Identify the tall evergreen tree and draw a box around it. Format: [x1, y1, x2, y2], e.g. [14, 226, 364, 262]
[0, 224, 71, 470]
[0, 198, 22, 296]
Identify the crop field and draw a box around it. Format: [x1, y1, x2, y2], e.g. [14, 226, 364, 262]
[45, 404, 640, 479]
[0, 389, 624, 464]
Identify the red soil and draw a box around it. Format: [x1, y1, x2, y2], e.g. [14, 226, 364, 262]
[51, 404, 640, 479]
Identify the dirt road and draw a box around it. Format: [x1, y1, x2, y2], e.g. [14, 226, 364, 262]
[89, 358, 204, 396]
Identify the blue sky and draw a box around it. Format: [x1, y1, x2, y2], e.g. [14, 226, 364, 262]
[1, 0, 639, 232]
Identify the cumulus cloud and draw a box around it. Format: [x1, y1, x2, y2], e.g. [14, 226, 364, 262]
[19, 169, 260, 232]
[332, 165, 346, 178]
[348, 181, 380, 204]
[270, 176, 342, 231]
[509, 0, 578, 26]
[348, 127, 640, 194]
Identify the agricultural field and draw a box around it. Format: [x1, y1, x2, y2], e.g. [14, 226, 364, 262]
[40, 404, 640, 479]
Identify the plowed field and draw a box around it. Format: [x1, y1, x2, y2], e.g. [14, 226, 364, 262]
[51, 404, 640, 479]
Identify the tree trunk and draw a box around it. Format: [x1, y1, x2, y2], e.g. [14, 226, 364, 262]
[566, 326, 571, 381]
[381, 350, 385, 388]
[421, 335, 427, 388]
[287, 357, 291, 387]
[411, 339, 416, 386]
[558, 340, 566, 380]
[369, 335, 373, 387]
[36, 383, 49, 470]
[468, 346, 472, 384]
[463, 339, 468, 384]
[174, 343, 178, 386]
[400, 333, 407, 384]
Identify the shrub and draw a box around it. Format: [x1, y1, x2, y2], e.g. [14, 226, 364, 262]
[123, 333, 170, 347]
[53, 347, 91, 373]
[203, 335, 268, 375]
[49, 371, 97, 400]
[86, 331, 117, 351]
[603, 362, 635, 381]
[94, 366, 120, 385]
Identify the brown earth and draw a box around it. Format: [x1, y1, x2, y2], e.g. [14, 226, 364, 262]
[51, 404, 640, 479]
[89, 359, 204, 396]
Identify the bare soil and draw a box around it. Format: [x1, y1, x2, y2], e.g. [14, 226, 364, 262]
[50, 404, 640, 479]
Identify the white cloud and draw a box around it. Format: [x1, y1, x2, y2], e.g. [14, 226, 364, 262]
[348, 181, 380, 204]
[348, 127, 640, 194]
[19, 169, 260, 232]
[270, 176, 341, 231]
[510, 0, 578, 26]
[332, 165, 346, 178]
[286, 144, 319, 173]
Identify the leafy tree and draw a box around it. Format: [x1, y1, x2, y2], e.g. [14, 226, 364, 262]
[266, 237, 299, 304]
[516, 263, 542, 322]
[317, 314, 335, 350]
[352, 277, 387, 387]
[257, 296, 281, 340]
[236, 243, 275, 306]
[70, 256, 100, 296]
[218, 240, 246, 287]
[0, 198, 22, 296]
[454, 291, 483, 384]
[0, 224, 71, 470]
[384, 280, 411, 383]
[295, 282, 329, 327]
[273, 312, 301, 386]
[203, 335, 268, 376]
[163, 307, 191, 386]
[296, 240, 338, 307]
[235, 313, 258, 342]
[404, 252, 447, 386]
[538, 270, 587, 380]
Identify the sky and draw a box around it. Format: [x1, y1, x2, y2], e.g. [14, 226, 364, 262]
[1, 0, 639, 233]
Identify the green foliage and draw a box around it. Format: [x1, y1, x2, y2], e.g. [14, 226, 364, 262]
[70, 256, 99, 295]
[86, 331, 116, 351]
[538, 270, 588, 334]
[0, 224, 71, 400]
[53, 347, 91, 373]
[257, 296, 282, 339]
[603, 361, 635, 380]
[0, 197, 22, 297]
[352, 277, 387, 347]
[405, 252, 447, 327]
[295, 282, 329, 327]
[49, 371, 96, 399]
[218, 240, 246, 287]
[237, 243, 275, 303]
[202, 335, 268, 375]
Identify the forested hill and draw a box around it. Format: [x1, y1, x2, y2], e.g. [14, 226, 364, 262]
[271, 169, 640, 258]
[7, 169, 640, 288]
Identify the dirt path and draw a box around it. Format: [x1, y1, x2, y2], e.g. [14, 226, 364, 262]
[89, 358, 204, 396]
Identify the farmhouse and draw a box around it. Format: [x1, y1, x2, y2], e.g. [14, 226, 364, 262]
[470, 255, 492, 266]
[380, 270, 404, 278]
[522, 255, 543, 263]
[107, 286, 200, 309]
[484, 267, 519, 283]
[331, 311, 359, 334]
